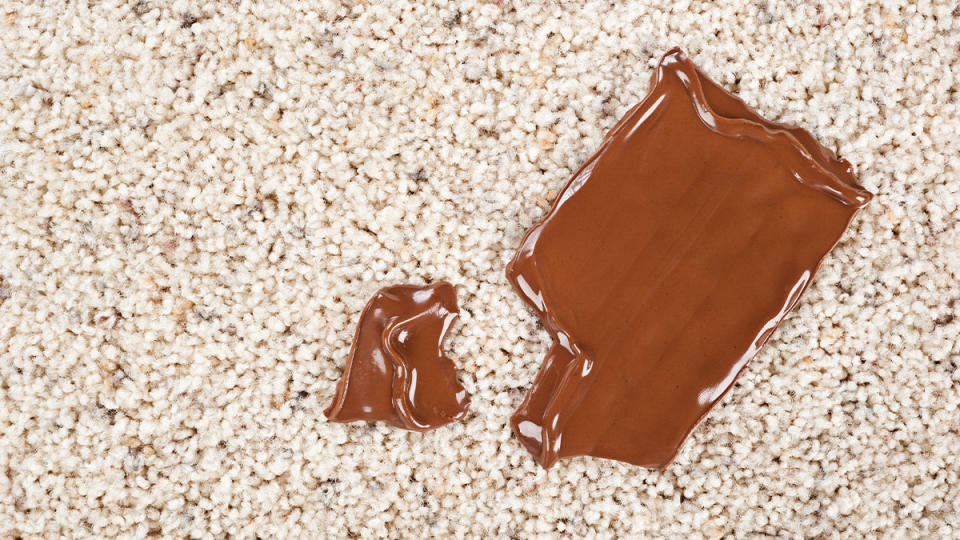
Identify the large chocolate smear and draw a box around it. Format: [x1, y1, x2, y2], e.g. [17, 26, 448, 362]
[506, 48, 873, 469]
[325, 282, 470, 431]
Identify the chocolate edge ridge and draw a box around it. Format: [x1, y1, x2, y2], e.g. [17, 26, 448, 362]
[663, 48, 874, 208]
[382, 316, 424, 430]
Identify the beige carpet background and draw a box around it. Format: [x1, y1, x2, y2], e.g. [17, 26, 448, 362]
[2, 0, 959, 537]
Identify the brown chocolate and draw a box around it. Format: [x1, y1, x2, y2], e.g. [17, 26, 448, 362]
[506, 48, 873, 469]
[324, 282, 470, 431]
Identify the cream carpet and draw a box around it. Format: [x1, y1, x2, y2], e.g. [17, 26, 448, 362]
[2, 0, 959, 537]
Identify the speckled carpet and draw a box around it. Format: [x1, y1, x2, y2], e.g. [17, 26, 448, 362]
[2, 1, 958, 537]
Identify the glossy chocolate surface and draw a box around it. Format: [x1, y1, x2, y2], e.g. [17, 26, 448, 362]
[506, 48, 873, 469]
[325, 282, 470, 431]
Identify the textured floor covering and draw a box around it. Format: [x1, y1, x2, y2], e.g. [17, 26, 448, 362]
[2, 0, 959, 537]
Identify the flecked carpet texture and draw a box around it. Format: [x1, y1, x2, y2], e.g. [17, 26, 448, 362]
[2, 0, 959, 537]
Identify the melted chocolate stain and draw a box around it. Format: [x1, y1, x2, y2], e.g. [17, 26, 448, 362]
[506, 48, 873, 469]
[325, 282, 470, 431]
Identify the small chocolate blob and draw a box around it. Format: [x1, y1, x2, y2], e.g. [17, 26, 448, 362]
[325, 282, 471, 431]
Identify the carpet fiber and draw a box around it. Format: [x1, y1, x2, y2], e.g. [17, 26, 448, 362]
[2, 0, 958, 537]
